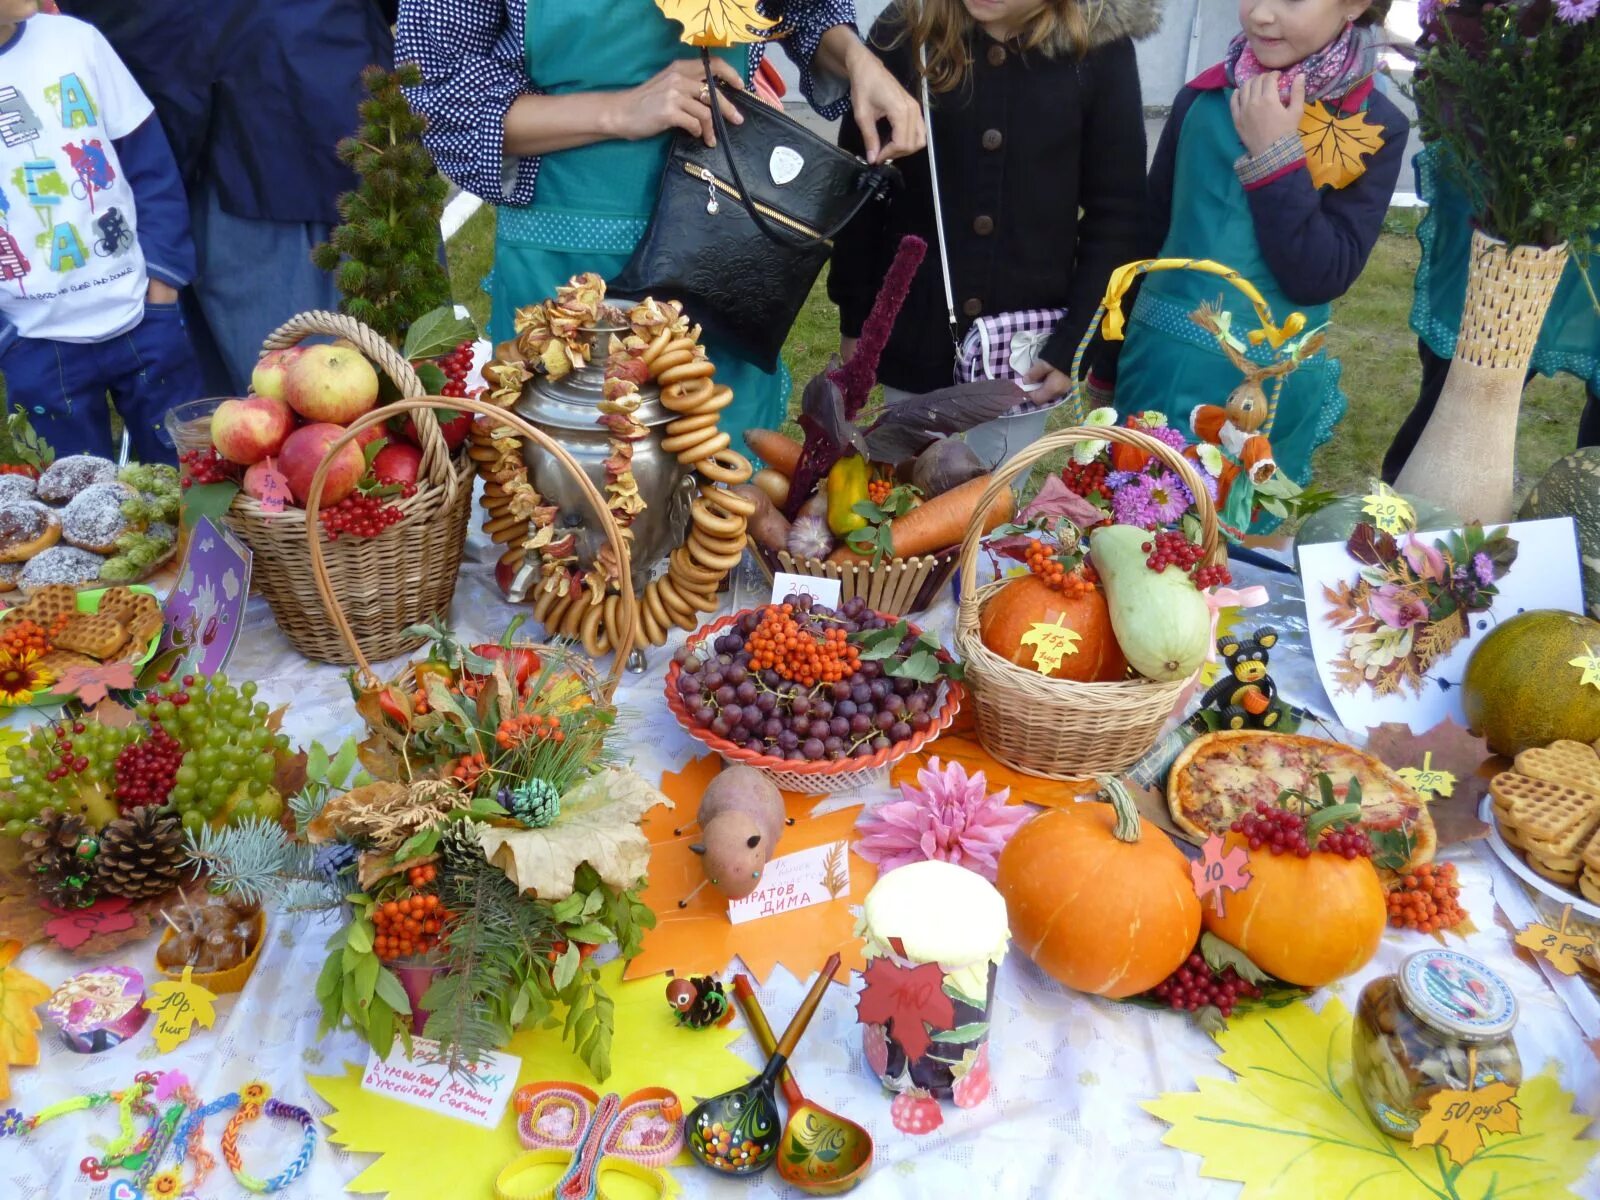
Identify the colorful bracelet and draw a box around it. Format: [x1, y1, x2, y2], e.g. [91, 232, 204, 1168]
[0, 1075, 178, 1183]
[221, 1087, 317, 1194]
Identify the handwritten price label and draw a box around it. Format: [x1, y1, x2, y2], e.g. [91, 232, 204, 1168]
[1020, 619, 1081, 676]
[1412, 1079, 1520, 1165]
[1191, 833, 1252, 917]
[771, 572, 842, 611]
[1515, 907, 1596, 976]
[1361, 485, 1415, 536]
[255, 460, 290, 514]
[143, 967, 216, 1053]
[1396, 751, 1456, 800]
[1569, 643, 1600, 693]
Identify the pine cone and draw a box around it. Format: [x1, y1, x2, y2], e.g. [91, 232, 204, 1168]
[509, 779, 561, 829]
[93, 805, 186, 901]
[438, 819, 486, 879]
[20, 808, 99, 908]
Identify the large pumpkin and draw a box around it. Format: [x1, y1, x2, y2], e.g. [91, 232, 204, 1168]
[1462, 609, 1600, 755]
[978, 575, 1127, 682]
[996, 781, 1198, 998]
[1202, 832, 1384, 987]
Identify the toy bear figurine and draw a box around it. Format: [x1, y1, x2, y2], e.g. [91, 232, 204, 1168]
[1200, 627, 1286, 730]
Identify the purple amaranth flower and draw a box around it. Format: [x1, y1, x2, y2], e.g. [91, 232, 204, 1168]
[1146, 470, 1193, 525]
[1111, 474, 1161, 527]
[1472, 551, 1495, 585]
[1556, 0, 1599, 23]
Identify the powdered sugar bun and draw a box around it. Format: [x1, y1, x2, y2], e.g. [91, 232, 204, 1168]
[18, 545, 105, 590]
[0, 561, 20, 592]
[0, 500, 62, 563]
[0, 475, 37, 502]
[61, 482, 134, 554]
[36, 454, 117, 503]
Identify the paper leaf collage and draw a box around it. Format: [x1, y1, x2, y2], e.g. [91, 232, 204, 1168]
[1298, 101, 1386, 190]
[629, 755, 876, 983]
[0, 939, 50, 1100]
[856, 956, 954, 1063]
[1143, 997, 1597, 1199]
[310, 960, 753, 1200]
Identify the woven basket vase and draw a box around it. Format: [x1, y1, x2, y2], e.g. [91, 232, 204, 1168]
[954, 425, 1226, 779]
[223, 312, 475, 664]
[1395, 230, 1568, 524]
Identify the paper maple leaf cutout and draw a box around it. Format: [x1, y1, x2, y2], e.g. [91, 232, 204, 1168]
[1190, 833, 1252, 917]
[44, 895, 137, 950]
[55, 660, 137, 707]
[1412, 1081, 1521, 1166]
[1570, 644, 1600, 692]
[144, 967, 218, 1053]
[655, 0, 778, 47]
[0, 939, 51, 1100]
[1361, 484, 1416, 536]
[1143, 998, 1596, 1200]
[1297, 101, 1386, 190]
[855, 956, 955, 1064]
[1515, 921, 1596, 976]
[1018, 619, 1081, 675]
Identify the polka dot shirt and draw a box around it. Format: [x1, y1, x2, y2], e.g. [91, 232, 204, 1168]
[395, 0, 858, 207]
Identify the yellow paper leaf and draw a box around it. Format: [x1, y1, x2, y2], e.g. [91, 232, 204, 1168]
[655, 0, 778, 47]
[1298, 101, 1387, 191]
[1395, 751, 1455, 801]
[0, 939, 51, 1101]
[1143, 997, 1599, 1199]
[1569, 643, 1600, 692]
[1018, 619, 1081, 676]
[1361, 483, 1415, 535]
[309, 959, 754, 1200]
[1412, 1081, 1521, 1166]
[1516, 921, 1597, 975]
[143, 967, 217, 1053]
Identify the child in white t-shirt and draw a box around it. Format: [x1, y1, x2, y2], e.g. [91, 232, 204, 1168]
[0, 1, 201, 462]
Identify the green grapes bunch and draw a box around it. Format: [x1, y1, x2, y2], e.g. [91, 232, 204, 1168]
[1, 718, 136, 835]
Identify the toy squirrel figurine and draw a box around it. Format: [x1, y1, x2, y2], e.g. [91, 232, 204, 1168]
[665, 975, 734, 1029]
[1200, 627, 1287, 730]
[674, 765, 790, 907]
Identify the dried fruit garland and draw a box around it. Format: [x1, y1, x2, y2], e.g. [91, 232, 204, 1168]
[473, 275, 755, 655]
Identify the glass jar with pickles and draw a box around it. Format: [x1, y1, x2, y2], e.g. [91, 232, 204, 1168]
[1353, 949, 1520, 1138]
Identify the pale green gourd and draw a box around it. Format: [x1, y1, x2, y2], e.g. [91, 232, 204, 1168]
[1089, 524, 1212, 681]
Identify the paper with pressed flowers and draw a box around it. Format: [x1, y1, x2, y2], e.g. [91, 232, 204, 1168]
[1298, 518, 1585, 733]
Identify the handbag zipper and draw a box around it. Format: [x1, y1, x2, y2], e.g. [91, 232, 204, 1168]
[684, 163, 829, 243]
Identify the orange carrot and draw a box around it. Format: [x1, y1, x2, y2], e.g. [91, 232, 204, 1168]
[742, 428, 803, 477]
[826, 473, 1013, 563]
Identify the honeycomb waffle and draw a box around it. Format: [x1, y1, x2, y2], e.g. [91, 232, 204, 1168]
[100, 588, 161, 645]
[1580, 870, 1600, 905]
[1526, 854, 1582, 887]
[1513, 741, 1600, 794]
[1584, 837, 1600, 878]
[53, 612, 128, 660]
[1522, 805, 1600, 860]
[1497, 775, 1600, 840]
[37, 648, 96, 676]
[19, 583, 79, 627]
[96, 586, 146, 626]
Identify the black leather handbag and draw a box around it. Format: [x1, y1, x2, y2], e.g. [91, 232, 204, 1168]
[613, 58, 898, 370]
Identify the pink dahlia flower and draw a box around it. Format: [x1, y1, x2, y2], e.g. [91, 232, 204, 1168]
[855, 757, 1032, 881]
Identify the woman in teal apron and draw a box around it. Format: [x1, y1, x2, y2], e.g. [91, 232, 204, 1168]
[395, 0, 923, 443]
[1110, 15, 1406, 532]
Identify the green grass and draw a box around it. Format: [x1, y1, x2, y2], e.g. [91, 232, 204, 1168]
[443, 203, 1590, 503]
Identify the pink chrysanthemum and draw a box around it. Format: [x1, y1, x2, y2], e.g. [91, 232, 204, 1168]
[855, 757, 1031, 881]
[1556, 0, 1598, 23]
[1111, 475, 1161, 527]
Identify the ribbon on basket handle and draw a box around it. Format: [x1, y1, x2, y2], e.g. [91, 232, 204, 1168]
[1095, 259, 1305, 349]
[1172, 585, 1271, 714]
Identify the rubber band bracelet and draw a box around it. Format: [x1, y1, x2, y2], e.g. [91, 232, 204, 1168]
[222, 1094, 317, 1193]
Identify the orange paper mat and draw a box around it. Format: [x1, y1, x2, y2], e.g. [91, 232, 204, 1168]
[890, 719, 1097, 811]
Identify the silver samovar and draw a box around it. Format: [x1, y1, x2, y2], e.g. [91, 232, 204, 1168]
[504, 321, 696, 602]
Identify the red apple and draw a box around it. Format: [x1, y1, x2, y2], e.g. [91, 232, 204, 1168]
[284, 345, 380, 425]
[354, 425, 386, 451]
[279, 422, 365, 507]
[372, 442, 422, 488]
[390, 406, 471, 451]
[211, 394, 294, 465]
[251, 347, 304, 401]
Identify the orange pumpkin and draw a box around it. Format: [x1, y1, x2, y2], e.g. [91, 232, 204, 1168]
[978, 575, 1127, 682]
[1203, 831, 1385, 987]
[995, 780, 1199, 998]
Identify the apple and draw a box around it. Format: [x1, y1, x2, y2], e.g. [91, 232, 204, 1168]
[355, 425, 386, 451]
[372, 442, 422, 488]
[251, 347, 304, 401]
[279, 422, 365, 507]
[284, 345, 380, 425]
[211, 394, 294, 465]
[390, 406, 471, 451]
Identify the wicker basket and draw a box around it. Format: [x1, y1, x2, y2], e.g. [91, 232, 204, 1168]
[222, 311, 474, 664]
[307, 396, 638, 699]
[954, 426, 1225, 780]
[748, 541, 958, 617]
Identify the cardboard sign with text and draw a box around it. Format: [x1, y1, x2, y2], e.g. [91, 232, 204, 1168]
[728, 840, 851, 925]
[361, 1036, 520, 1129]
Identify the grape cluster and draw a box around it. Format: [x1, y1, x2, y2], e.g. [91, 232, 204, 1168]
[435, 341, 475, 399]
[1317, 822, 1374, 860]
[1149, 952, 1262, 1018]
[1061, 459, 1108, 498]
[320, 484, 416, 540]
[178, 447, 239, 489]
[675, 596, 941, 762]
[1231, 802, 1312, 857]
[113, 726, 184, 812]
[1387, 863, 1464, 933]
[1, 720, 135, 834]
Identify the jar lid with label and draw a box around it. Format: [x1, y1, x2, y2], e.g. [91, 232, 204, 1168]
[1398, 949, 1517, 1041]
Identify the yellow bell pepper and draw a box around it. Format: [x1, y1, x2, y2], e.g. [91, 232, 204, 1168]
[825, 455, 870, 536]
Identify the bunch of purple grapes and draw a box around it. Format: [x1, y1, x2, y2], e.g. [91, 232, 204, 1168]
[672, 594, 943, 762]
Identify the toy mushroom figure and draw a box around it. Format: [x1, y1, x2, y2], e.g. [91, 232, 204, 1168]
[676, 765, 789, 907]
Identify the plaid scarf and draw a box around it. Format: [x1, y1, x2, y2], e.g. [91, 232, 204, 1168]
[1224, 22, 1382, 103]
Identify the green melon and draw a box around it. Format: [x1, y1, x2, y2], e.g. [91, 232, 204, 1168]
[1461, 609, 1600, 755]
[1519, 447, 1600, 621]
[1294, 493, 1461, 551]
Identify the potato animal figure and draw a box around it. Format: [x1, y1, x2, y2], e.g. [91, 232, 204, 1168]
[678, 765, 787, 905]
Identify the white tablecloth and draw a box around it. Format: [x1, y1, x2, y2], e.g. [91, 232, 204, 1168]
[7, 523, 1600, 1200]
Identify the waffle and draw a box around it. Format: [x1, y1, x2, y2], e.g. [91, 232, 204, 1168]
[1526, 855, 1581, 887]
[1522, 805, 1600, 860]
[1497, 775, 1600, 840]
[96, 587, 144, 625]
[100, 588, 161, 644]
[19, 583, 79, 626]
[37, 648, 96, 676]
[1513, 740, 1600, 794]
[1580, 870, 1600, 905]
[53, 613, 128, 660]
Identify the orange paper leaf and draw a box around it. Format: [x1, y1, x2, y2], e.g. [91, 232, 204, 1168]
[890, 729, 1094, 811]
[1191, 833, 1252, 917]
[0, 939, 51, 1100]
[1298, 101, 1386, 191]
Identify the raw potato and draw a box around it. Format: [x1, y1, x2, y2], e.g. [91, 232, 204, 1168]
[733, 484, 790, 552]
[752, 468, 791, 507]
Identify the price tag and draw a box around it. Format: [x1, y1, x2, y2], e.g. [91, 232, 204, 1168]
[1395, 751, 1456, 801]
[1190, 833, 1252, 917]
[255, 459, 290, 514]
[1020, 618, 1081, 675]
[143, 967, 217, 1053]
[1515, 906, 1596, 976]
[1411, 1047, 1520, 1166]
[770, 572, 841, 610]
[1361, 484, 1415, 535]
[1569, 643, 1600, 693]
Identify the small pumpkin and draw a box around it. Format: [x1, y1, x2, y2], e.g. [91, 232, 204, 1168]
[1202, 831, 1385, 987]
[979, 575, 1126, 682]
[995, 779, 1199, 998]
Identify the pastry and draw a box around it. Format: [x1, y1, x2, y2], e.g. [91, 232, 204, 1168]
[0, 474, 37, 502]
[100, 587, 163, 647]
[37, 648, 96, 676]
[0, 561, 21, 592]
[1504, 781, 1599, 842]
[0, 500, 61, 563]
[1512, 741, 1600, 795]
[60, 482, 134, 554]
[18, 545, 105, 590]
[54, 612, 128, 660]
[36, 454, 116, 503]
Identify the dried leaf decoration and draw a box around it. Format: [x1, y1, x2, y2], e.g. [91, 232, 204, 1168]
[1298, 101, 1386, 191]
[655, 0, 777, 47]
[1143, 997, 1598, 1199]
[478, 767, 667, 901]
[0, 939, 51, 1100]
